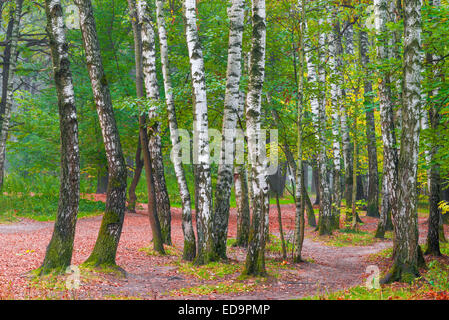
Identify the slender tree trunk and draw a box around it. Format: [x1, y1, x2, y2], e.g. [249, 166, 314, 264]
[39, 0, 80, 275]
[126, 0, 144, 214]
[360, 30, 380, 218]
[139, 116, 165, 254]
[293, 0, 306, 262]
[341, 22, 354, 213]
[156, 0, 196, 260]
[0, 0, 23, 190]
[184, 0, 213, 265]
[212, 0, 245, 260]
[127, 0, 165, 254]
[424, 0, 443, 256]
[234, 165, 250, 247]
[311, 162, 320, 205]
[242, 0, 268, 277]
[374, 0, 397, 239]
[329, 15, 342, 229]
[275, 193, 287, 259]
[127, 137, 143, 213]
[0, 8, 15, 126]
[137, 1, 172, 245]
[313, 18, 332, 235]
[383, 0, 424, 283]
[75, 0, 128, 267]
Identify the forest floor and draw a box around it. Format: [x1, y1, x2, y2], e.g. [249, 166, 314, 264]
[0, 194, 448, 300]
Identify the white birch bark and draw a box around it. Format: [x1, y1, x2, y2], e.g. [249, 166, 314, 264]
[137, 0, 172, 245]
[39, 0, 80, 274]
[184, 0, 213, 264]
[212, 0, 245, 260]
[155, 0, 196, 260]
[243, 0, 268, 276]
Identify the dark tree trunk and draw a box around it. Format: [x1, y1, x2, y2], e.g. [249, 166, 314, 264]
[234, 165, 250, 247]
[0, 0, 22, 190]
[96, 167, 108, 194]
[360, 30, 380, 218]
[312, 162, 320, 205]
[127, 137, 143, 213]
[139, 117, 165, 254]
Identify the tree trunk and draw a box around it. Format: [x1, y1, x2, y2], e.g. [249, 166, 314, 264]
[383, 0, 424, 283]
[242, 0, 268, 277]
[39, 0, 80, 275]
[156, 0, 196, 260]
[184, 0, 214, 265]
[212, 0, 245, 260]
[311, 162, 320, 205]
[127, 137, 143, 213]
[0, 8, 15, 126]
[311, 18, 332, 236]
[139, 116, 165, 254]
[329, 15, 342, 229]
[75, 0, 128, 268]
[341, 22, 354, 213]
[234, 165, 250, 247]
[0, 0, 23, 190]
[360, 30, 380, 218]
[374, 0, 397, 239]
[126, 0, 144, 214]
[137, 1, 172, 246]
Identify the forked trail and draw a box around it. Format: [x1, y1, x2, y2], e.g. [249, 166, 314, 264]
[0, 201, 439, 299]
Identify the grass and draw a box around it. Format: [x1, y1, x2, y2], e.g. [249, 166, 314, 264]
[169, 280, 257, 296]
[306, 259, 449, 300]
[308, 242, 449, 300]
[313, 227, 393, 247]
[0, 194, 105, 222]
[176, 261, 242, 280]
[139, 244, 181, 257]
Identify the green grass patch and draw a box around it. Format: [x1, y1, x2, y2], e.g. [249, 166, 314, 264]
[266, 234, 294, 255]
[314, 228, 392, 247]
[139, 244, 181, 257]
[169, 281, 257, 296]
[176, 261, 242, 280]
[0, 194, 105, 222]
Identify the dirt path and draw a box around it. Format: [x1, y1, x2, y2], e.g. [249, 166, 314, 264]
[0, 201, 411, 300]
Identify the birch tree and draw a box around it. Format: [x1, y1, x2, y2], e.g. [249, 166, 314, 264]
[360, 29, 380, 219]
[242, 0, 268, 276]
[136, 0, 172, 246]
[128, 0, 165, 254]
[383, 0, 425, 283]
[156, 0, 196, 260]
[374, 0, 396, 239]
[38, 0, 80, 275]
[329, 13, 343, 229]
[74, 0, 128, 268]
[0, 0, 23, 190]
[184, 0, 214, 265]
[212, 0, 245, 260]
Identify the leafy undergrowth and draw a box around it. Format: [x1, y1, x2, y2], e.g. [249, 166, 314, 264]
[0, 194, 105, 221]
[308, 242, 449, 300]
[312, 227, 393, 247]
